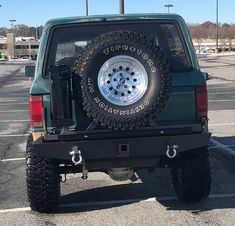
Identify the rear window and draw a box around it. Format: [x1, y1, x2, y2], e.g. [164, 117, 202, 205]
[46, 21, 191, 75]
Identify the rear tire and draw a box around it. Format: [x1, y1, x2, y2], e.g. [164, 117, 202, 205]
[26, 134, 60, 213]
[171, 147, 211, 203]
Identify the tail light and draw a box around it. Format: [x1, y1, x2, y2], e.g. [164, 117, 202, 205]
[196, 86, 208, 118]
[30, 96, 43, 128]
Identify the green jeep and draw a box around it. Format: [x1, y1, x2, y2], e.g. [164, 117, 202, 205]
[25, 13, 211, 213]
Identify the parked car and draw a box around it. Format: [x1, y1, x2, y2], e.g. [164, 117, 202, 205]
[25, 13, 211, 213]
[9, 57, 19, 61]
[19, 55, 33, 61]
[0, 54, 7, 61]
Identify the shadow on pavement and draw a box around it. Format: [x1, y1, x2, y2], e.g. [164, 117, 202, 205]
[57, 152, 235, 214]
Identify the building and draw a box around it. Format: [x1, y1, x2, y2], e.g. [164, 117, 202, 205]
[0, 33, 39, 59]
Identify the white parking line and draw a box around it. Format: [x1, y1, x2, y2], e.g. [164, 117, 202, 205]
[209, 91, 235, 95]
[1, 193, 235, 214]
[209, 99, 235, 102]
[209, 144, 235, 150]
[0, 98, 28, 102]
[0, 110, 29, 113]
[0, 120, 29, 123]
[209, 84, 235, 89]
[0, 103, 28, 106]
[1, 158, 25, 162]
[210, 123, 235, 127]
[0, 134, 29, 138]
[211, 138, 235, 156]
[0, 207, 31, 214]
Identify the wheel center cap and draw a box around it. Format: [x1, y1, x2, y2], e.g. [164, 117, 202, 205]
[118, 77, 126, 86]
[111, 71, 130, 92]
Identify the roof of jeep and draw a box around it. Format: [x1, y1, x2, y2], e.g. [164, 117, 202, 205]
[44, 13, 185, 28]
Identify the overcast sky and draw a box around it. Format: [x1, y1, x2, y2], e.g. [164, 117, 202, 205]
[0, 0, 234, 27]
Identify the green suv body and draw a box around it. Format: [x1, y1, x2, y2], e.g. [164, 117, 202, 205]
[25, 14, 211, 213]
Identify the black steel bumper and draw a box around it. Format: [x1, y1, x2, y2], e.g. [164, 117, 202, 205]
[33, 128, 211, 163]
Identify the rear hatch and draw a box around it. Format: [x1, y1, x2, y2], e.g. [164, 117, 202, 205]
[31, 19, 207, 131]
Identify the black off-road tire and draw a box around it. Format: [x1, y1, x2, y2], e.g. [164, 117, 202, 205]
[73, 30, 171, 130]
[171, 147, 211, 203]
[26, 134, 60, 213]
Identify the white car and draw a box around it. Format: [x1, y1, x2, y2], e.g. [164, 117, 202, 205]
[19, 56, 33, 61]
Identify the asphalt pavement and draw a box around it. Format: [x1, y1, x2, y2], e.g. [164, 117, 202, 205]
[0, 57, 235, 226]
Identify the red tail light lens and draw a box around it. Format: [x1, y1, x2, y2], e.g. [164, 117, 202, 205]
[30, 96, 43, 128]
[196, 86, 208, 118]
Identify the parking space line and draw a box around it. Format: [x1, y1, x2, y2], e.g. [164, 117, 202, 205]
[0, 98, 28, 102]
[1, 158, 25, 162]
[0, 134, 29, 138]
[208, 85, 235, 89]
[211, 138, 235, 156]
[1, 193, 235, 214]
[0, 103, 28, 106]
[0, 207, 31, 214]
[209, 145, 235, 150]
[0, 110, 29, 113]
[210, 123, 235, 127]
[0, 120, 29, 123]
[209, 99, 235, 102]
[209, 91, 235, 95]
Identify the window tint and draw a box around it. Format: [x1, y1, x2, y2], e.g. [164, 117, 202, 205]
[46, 21, 191, 74]
[160, 24, 189, 72]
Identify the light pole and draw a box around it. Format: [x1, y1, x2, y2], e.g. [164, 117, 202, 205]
[9, 19, 16, 29]
[9, 20, 16, 58]
[216, 0, 219, 53]
[35, 26, 38, 40]
[119, 0, 124, 15]
[165, 4, 173, 13]
[86, 0, 88, 16]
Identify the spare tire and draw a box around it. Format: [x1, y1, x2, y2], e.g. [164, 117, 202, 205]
[73, 30, 171, 130]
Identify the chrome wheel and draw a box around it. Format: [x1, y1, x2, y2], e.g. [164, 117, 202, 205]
[98, 55, 148, 106]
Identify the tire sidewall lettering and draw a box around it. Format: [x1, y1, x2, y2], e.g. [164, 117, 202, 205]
[102, 45, 157, 73]
[93, 97, 150, 116]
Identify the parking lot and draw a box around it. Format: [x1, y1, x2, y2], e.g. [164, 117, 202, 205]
[0, 56, 235, 225]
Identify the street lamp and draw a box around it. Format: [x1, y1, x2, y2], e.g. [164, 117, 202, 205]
[216, 0, 219, 53]
[9, 19, 16, 29]
[165, 4, 173, 13]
